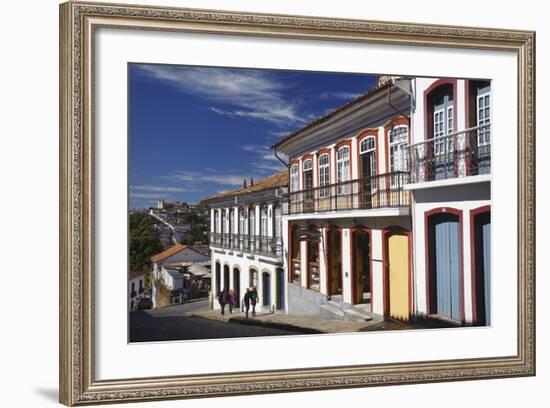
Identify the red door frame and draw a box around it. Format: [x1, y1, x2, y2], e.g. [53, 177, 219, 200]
[325, 225, 343, 296]
[350, 227, 373, 306]
[470, 205, 491, 325]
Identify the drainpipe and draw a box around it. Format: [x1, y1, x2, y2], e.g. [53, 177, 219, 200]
[274, 145, 290, 168]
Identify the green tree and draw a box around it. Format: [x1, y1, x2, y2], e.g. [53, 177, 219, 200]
[129, 213, 163, 273]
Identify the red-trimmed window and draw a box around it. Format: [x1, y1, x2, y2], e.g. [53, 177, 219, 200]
[336, 146, 351, 194]
[318, 153, 330, 198]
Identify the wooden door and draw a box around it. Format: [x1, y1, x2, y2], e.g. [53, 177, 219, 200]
[432, 214, 461, 321]
[387, 233, 409, 320]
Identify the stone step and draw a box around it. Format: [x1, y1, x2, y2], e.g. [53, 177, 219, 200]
[343, 308, 374, 322]
[319, 303, 345, 320]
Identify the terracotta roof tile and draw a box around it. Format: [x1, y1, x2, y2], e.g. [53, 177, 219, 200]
[201, 169, 288, 203]
[151, 244, 187, 263]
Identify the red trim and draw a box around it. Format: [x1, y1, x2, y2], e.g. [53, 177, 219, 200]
[350, 227, 373, 306]
[323, 228, 329, 295]
[334, 139, 352, 150]
[306, 225, 320, 290]
[301, 154, 314, 193]
[341, 228, 346, 301]
[424, 207, 465, 323]
[333, 141, 352, 182]
[422, 79, 458, 179]
[382, 227, 412, 320]
[469, 205, 491, 325]
[316, 148, 331, 189]
[384, 117, 410, 174]
[423, 79, 458, 141]
[289, 160, 299, 193]
[289, 224, 300, 283]
[464, 79, 471, 129]
[325, 225, 342, 296]
[356, 129, 380, 177]
[383, 117, 410, 205]
[303, 234, 308, 289]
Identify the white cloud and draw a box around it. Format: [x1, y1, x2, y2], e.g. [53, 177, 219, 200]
[130, 192, 166, 200]
[239, 144, 287, 174]
[138, 65, 307, 126]
[169, 171, 254, 186]
[131, 185, 197, 193]
[319, 91, 362, 100]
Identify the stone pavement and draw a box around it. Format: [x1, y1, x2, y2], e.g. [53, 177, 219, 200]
[185, 308, 388, 334]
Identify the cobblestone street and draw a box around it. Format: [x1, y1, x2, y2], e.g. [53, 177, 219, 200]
[129, 299, 305, 342]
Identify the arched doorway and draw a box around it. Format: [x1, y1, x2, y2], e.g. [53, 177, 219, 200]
[276, 267, 285, 310]
[326, 228, 342, 296]
[385, 230, 410, 321]
[425, 81, 457, 181]
[262, 271, 271, 307]
[233, 267, 240, 307]
[249, 268, 258, 290]
[472, 208, 491, 325]
[427, 210, 462, 322]
[352, 229, 371, 305]
[223, 264, 230, 293]
[290, 224, 301, 284]
[215, 262, 221, 295]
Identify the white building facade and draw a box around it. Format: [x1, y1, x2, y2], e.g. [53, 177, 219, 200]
[203, 172, 287, 313]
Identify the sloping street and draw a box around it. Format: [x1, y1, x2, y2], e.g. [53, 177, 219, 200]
[129, 299, 304, 342]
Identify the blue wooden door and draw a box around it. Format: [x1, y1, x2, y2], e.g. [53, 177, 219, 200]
[433, 214, 461, 321]
[263, 272, 270, 306]
[277, 268, 285, 310]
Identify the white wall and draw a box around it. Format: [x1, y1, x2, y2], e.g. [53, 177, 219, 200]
[159, 248, 209, 266]
[129, 275, 145, 309]
[2, 1, 547, 408]
[211, 251, 281, 312]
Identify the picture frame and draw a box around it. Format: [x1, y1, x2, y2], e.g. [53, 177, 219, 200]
[59, 1, 536, 405]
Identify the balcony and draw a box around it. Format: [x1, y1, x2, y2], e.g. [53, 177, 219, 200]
[407, 124, 491, 184]
[209, 232, 283, 259]
[283, 171, 409, 216]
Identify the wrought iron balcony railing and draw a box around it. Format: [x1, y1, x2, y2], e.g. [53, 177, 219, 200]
[282, 171, 409, 216]
[407, 124, 491, 184]
[209, 232, 283, 259]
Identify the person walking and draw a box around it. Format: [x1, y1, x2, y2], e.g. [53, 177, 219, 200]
[250, 287, 258, 317]
[218, 288, 227, 315]
[228, 289, 236, 314]
[243, 288, 251, 318]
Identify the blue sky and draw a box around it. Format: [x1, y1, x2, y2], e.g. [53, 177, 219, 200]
[129, 63, 377, 209]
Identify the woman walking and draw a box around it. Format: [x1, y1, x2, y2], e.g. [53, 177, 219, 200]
[243, 288, 251, 318]
[228, 289, 236, 314]
[218, 288, 227, 315]
[250, 287, 258, 317]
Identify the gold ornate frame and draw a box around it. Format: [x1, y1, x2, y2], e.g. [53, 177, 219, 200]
[59, 1, 536, 405]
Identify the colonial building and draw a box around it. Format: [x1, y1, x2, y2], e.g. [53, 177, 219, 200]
[202, 172, 287, 313]
[203, 75, 491, 327]
[274, 77, 412, 323]
[407, 77, 491, 326]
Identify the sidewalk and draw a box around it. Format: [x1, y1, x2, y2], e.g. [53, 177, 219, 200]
[185, 308, 385, 334]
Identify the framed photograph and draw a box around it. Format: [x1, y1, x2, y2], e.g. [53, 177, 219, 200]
[59, 1, 535, 405]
